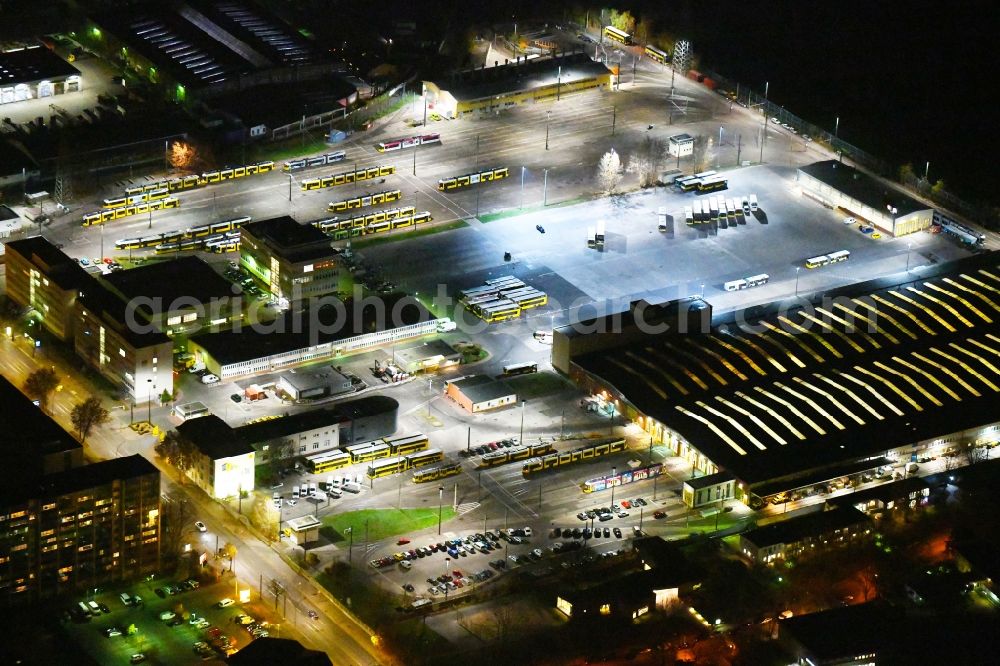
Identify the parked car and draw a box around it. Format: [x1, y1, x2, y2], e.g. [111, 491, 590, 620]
[216, 598, 235, 608]
[194, 521, 207, 532]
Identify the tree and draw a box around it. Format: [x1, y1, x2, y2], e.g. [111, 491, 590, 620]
[608, 9, 636, 35]
[70, 396, 111, 443]
[155, 430, 198, 478]
[168, 141, 196, 170]
[160, 388, 173, 405]
[898, 162, 916, 184]
[931, 179, 947, 196]
[24, 368, 59, 411]
[626, 137, 665, 188]
[596, 148, 622, 195]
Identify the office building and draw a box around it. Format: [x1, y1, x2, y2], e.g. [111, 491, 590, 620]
[240, 216, 339, 304]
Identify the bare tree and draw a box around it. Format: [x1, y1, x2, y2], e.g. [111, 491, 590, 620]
[690, 135, 709, 172]
[161, 497, 196, 563]
[626, 137, 665, 188]
[959, 440, 988, 466]
[71, 396, 111, 443]
[24, 368, 59, 411]
[596, 149, 623, 195]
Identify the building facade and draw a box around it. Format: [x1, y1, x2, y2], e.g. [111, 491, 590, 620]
[176, 417, 255, 499]
[74, 284, 173, 403]
[739, 507, 872, 565]
[240, 216, 340, 305]
[0, 456, 161, 604]
[4, 236, 92, 342]
[0, 44, 82, 106]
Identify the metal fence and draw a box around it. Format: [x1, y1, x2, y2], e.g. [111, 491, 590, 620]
[700, 67, 997, 228]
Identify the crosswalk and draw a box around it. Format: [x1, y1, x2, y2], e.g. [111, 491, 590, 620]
[456, 502, 480, 516]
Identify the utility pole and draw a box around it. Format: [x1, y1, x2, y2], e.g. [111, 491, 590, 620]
[612, 105, 616, 136]
[736, 134, 742, 166]
[759, 80, 769, 164]
[543, 169, 549, 206]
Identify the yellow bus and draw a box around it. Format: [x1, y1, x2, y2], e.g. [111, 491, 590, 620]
[305, 450, 352, 474]
[603, 26, 631, 45]
[644, 45, 669, 64]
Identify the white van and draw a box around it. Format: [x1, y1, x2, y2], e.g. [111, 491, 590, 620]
[119, 592, 133, 606]
[272, 492, 282, 508]
[200, 374, 220, 385]
[657, 206, 668, 232]
[749, 194, 758, 211]
[308, 482, 318, 497]
[741, 196, 751, 215]
[291, 485, 300, 500]
[87, 600, 101, 615]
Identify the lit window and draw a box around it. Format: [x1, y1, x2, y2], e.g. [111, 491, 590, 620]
[119, 348, 126, 358]
[599, 603, 611, 615]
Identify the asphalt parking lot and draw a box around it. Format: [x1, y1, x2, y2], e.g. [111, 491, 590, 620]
[61, 577, 293, 664]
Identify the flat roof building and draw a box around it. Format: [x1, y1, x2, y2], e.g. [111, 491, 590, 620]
[445, 375, 517, 413]
[424, 52, 612, 118]
[240, 216, 339, 304]
[187, 294, 440, 380]
[171, 395, 397, 464]
[392, 339, 462, 374]
[101, 256, 241, 335]
[0, 44, 82, 107]
[277, 366, 352, 401]
[0, 376, 160, 603]
[739, 506, 871, 565]
[4, 235, 93, 342]
[797, 160, 934, 237]
[175, 415, 255, 499]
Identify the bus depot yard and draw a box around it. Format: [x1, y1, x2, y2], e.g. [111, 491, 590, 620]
[3, 16, 997, 666]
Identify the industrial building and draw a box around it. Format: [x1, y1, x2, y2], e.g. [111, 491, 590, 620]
[187, 294, 444, 380]
[172, 395, 397, 466]
[0, 44, 81, 106]
[0, 377, 160, 603]
[240, 216, 340, 305]
[797, 160, 934, 237]
[277, 366, 353, 401]
[445, 375, 518, 413]
[423, 51, 613, 118]
[88, 0, 334, 102]
[553, 254, 1000, 508]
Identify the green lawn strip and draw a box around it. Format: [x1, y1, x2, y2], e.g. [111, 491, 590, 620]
[477, 196, 588, 223]
[502, 372, 573, 400]
[349, 220, 468, 249]
[321, 507, 458, 542]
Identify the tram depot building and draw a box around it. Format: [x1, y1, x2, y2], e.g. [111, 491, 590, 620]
[553, 253, 1000, 509]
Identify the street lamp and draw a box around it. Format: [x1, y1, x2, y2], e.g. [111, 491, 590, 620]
[542, 168, 549, 206]
[519, 166, 526, 209]
[444, 557, 451, 600]
[795, 266, 801, 296]
[610, 466, 617, 506]
[835, 116, 840, 138]
[906, 243, 913, 272]
[146, 379, 153, 423]
[437, 486, 444, 535]
[518, 400, 526, 444]
[545, 111, 551, 150]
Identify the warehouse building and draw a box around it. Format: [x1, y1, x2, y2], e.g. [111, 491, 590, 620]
[0, 44, 81, 106]
[553, 254, 1000, 508]
[277, 366, 353, 401]
[423, 51, 613, 118]
[797, 160, 934, 237]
